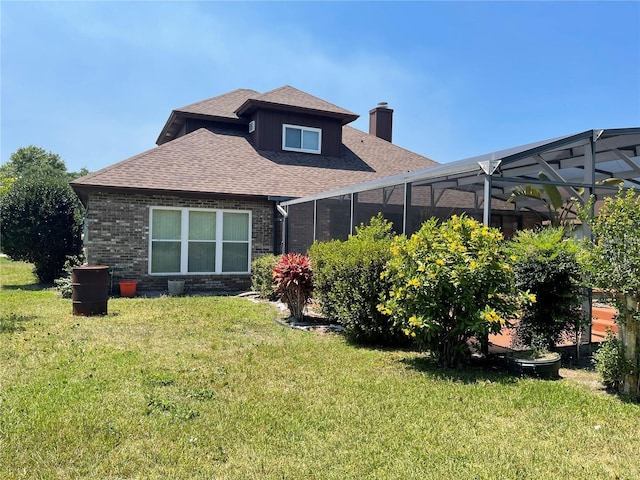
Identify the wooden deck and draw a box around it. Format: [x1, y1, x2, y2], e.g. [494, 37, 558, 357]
[488, 303, 618, 352]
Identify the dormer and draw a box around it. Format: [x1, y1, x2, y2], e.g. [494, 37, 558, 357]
[156, 86, 359, 157]
[234, 86, 359, 157]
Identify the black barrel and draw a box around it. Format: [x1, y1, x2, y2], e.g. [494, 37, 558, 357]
[72, 266, 109, 316]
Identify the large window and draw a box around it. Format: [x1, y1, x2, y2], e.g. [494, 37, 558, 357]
[282, 124, 322, 154]
[150, 208, 251, 274]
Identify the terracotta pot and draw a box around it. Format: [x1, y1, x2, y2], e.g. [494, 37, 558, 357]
[119, 280, 137, 297]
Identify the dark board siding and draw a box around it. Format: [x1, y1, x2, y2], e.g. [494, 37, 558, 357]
[253, 110, 343, 157]
[185, 119, 247, 135]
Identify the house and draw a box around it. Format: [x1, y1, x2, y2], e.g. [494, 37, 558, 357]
[71, 86, 438, 293]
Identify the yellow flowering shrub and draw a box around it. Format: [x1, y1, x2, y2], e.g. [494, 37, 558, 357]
[380, 214, 531, 367]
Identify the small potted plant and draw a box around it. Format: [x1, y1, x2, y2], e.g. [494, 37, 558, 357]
[504, 335, 561, 379]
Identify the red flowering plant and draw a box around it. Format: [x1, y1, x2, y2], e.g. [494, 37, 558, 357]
[273, 253, 314, 321]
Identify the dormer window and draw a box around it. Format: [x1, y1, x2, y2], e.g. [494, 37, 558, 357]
[283, 124, 322, 154]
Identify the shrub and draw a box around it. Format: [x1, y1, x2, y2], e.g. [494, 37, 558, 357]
[380, 214, 533, 367]
[251, 254, 278, 300]
[580, 187, 640, 397]
[593, 330, 632, 391]
[273, 253, 313, 321]
[309, 214, 408, 346]
[54, 255, 86, 298]
[0, 175, 83, 283]
[507, 227, 584, 350]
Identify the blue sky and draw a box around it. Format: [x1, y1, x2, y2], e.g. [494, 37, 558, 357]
[2, 1, 639, 173]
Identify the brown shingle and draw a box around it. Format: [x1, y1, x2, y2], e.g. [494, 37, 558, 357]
[240, 85, 358, 119]
[73, 126, 437, 199]
[175, 88, 260, 119]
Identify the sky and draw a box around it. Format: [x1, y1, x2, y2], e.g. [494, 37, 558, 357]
[1, 1, 639, 174]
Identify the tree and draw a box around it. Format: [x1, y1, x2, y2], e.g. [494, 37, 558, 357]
[0, 145, 89, 184]
[0, 176, 15, 198]
[580, 187, 640, 398]
[0, 146, 67, 179]
[507, 173, 577, 229]
[508, 172, 622, 232]
[0, 175, 83, 283]
[68, 167, 90, 181]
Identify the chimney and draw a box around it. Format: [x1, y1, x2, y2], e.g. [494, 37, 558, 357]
[369, 101, 393, 143]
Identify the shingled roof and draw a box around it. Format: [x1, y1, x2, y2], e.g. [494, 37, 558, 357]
[235, 85, 359, 124]
[73, 86, 438, 203]
[175, 88, 260, 119]
[156, 89, 260, 144]
[73, 125, 437, 202]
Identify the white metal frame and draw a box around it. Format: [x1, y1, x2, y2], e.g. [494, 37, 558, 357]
[282, 124, 322, 154]
[281, 128, 640, 233]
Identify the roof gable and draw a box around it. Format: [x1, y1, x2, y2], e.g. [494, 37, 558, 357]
[156, 89, 260, 145]
[235, 85, 358, 124]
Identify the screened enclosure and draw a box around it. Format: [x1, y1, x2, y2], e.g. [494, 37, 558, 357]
[281, 128, 640, 253]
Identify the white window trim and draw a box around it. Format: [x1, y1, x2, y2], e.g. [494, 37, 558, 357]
[148, 207, 252, 276]
[282, 124, 322, 154]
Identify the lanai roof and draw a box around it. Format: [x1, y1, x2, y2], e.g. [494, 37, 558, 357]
[282, 128, 640, 208]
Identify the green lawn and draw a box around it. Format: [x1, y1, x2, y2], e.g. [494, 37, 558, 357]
[1, 258, 639, 479]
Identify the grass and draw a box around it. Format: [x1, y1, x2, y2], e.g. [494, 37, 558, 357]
[1, 257, 640, 479]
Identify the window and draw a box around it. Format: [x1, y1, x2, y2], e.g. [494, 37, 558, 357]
[150, 208, 251, 275]
[282, 124, 322, 154]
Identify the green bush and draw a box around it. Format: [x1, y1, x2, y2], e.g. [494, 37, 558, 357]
[0, 175, 83, 283]
[54, 255, 85, 298]
[507, 227, 584, 350]
[580, 187, 640, 397]
[381, 214, 533, 367]
[593, 330, 632, 391]
[251, 254, 278, 300]
[309, 214, 410, 346]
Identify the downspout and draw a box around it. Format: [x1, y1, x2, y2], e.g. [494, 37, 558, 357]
[483, 176, 492, 226]
[403, 182, 410, 235]
[276, 203, 288, 255]
[350, 192, 355, 236]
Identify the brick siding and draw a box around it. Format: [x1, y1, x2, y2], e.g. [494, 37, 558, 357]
[84, 192, 274, 294]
